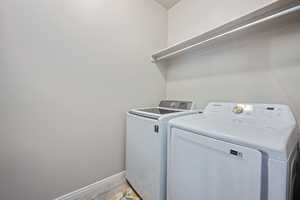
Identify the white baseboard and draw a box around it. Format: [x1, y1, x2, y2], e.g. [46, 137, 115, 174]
[54, 171, 126, 200]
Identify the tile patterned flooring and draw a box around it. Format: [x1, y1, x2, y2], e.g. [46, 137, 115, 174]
[88, 178, 140, 200]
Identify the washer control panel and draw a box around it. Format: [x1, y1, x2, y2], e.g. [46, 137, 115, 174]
[159, 100, 194, 110]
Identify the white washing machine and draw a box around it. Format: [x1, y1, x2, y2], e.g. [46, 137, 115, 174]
[126, 100, 198, 200]
[167, 102, 299, 200]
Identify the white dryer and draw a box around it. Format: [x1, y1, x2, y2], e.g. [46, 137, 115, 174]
[126, 100, 197, 200]
[167, 102, 299, 200]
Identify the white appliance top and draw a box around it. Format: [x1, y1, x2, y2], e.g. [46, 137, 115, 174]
[129, 100, 195, 120]
[169, 102, 298, 160]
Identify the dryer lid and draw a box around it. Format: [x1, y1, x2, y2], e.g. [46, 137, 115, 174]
[169, 102, 298, 160]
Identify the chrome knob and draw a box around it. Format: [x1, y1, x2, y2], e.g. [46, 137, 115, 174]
[233, 105, 244, 114]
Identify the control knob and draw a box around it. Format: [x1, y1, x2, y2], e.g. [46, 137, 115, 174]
[233, 105, 244, 114]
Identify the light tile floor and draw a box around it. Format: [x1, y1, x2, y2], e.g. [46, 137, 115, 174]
[89, 179, 140, 200]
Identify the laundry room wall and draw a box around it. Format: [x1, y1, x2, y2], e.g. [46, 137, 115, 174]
[167, 0, 277, 46]
[165, 0, 300, 126]
[0, 1, 167, 200]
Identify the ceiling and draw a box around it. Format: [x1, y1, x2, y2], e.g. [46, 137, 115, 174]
[154, 0, 181, 9]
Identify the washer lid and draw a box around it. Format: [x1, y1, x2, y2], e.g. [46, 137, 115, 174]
[129, 107, 182, 120]
[169, 102, 298, 160]
[129, 100, 195, 120]
[138, 108, 180, 115]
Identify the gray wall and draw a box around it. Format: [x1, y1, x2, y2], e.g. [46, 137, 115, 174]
[167, 0, 276, 45]
[0, 0, 167, 199]
[166, 0, 300, 126]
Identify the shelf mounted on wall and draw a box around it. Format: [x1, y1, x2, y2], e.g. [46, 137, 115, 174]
[151, 0, 300, 63]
